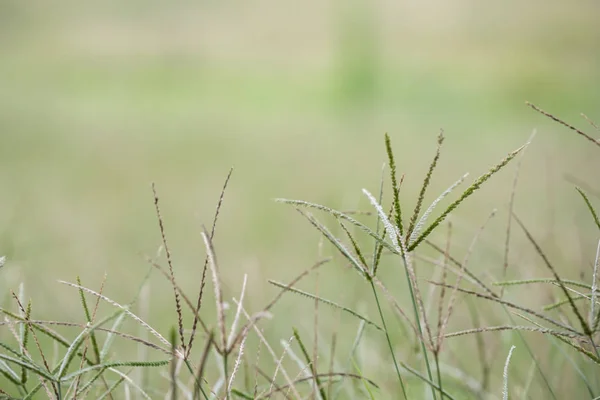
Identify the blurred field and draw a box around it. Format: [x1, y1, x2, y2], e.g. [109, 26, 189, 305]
[1, 1, 599, 397]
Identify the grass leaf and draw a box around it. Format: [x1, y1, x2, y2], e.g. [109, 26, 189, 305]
[576, 187, 600, 231]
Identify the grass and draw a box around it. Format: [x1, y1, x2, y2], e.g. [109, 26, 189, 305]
[0, 104, 599, 399]
[0, 5, 599, 397]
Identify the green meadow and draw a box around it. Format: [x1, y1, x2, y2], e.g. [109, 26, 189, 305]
[0, 2, 599, 398]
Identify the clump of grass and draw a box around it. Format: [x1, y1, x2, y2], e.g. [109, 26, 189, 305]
[0, 105, 598, 399]
[280, 131, 528, 396]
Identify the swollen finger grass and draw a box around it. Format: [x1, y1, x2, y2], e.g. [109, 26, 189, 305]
[2, 108, 598, 398]
[408, 142, 528, 251]
[276, 133, 532, 400]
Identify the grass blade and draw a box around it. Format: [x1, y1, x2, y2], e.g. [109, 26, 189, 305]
[576, 187, 600, 231]
[400, 362, 456, 400]
[292, 328, 327, 400]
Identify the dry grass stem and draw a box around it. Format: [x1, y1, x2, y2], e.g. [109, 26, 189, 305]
[227, 274, 248, 350]
[526, 102, 600, 147]
[581, 113, 600, 131]
[426, 240, 498, 298]
[236, 303, 302, 400]
[189, 168, 233, 356]
[435, 222, 452, 352]
[200, 228, 227, 355]
[144, 256, 211, 337]
[268, 335, 295, 395]
[152, 183, 186, 357]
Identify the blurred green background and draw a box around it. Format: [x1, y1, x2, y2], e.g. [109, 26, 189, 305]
[1, 1, 599, 396]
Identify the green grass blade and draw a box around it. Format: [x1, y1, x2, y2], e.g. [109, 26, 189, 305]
[231, 389, 254, 399]
[292, 328, 327, 400]
[57, 307, 127, 379]
[333, 320, 366, 400]
[547, 337, 595, 397]
[76, 276, 102, 365]
[100, 311, 127, 361]
[74, 367, 107, 397]
[369, 281, 408, 398]
[56, 327, 90, 380]
[0, 362, 24, 386]
[543, 295, 588, 311]
[0, 353, 56, 382]
[96, 373, 126, 400]
[338, 221, 370, 272]
[0, 308, 98, 368]
[351, 358, 376, 400]
[576, 187, 600, 231]
[400, 362, 456, 400]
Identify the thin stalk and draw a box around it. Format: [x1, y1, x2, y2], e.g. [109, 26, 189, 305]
[369, 280, 408, 399]
[435, 352, 443, 400]
[224, 355, 229, 400]
[401, 257, 437, 400]
[364, 188, 437, 400]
